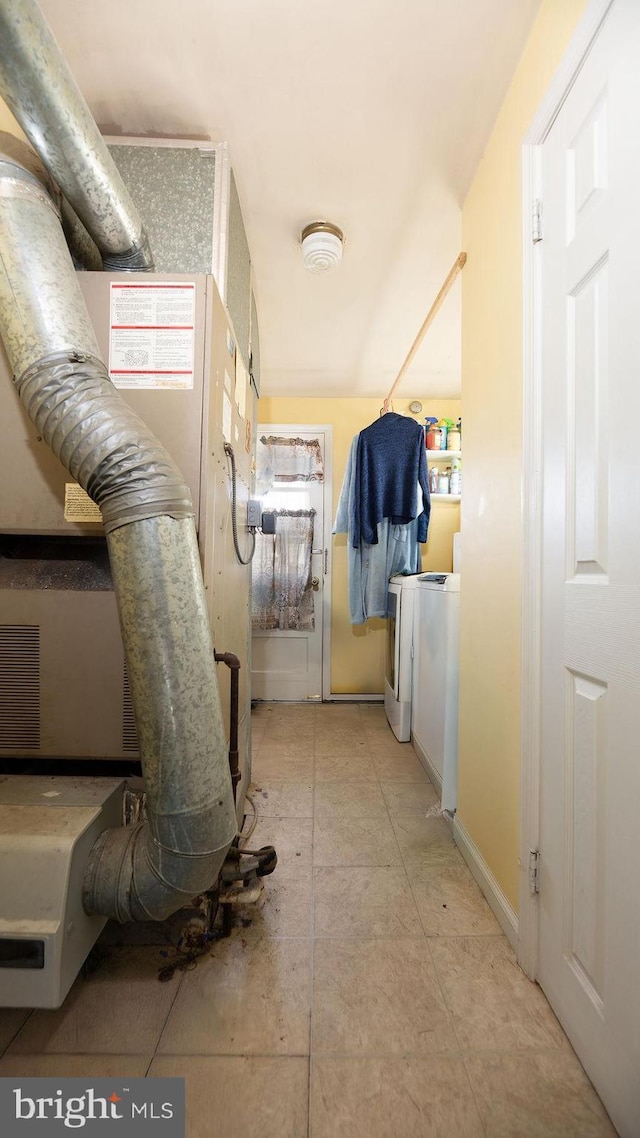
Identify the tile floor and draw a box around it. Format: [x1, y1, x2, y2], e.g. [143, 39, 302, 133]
[0, 702, 618, 1137]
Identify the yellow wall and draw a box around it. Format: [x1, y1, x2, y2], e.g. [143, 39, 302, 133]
[458, 0, 588, 911]
[259, 396, 460, 693]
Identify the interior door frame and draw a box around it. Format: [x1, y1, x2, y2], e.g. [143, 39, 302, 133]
[254, 422, 333, 700]
[519, 0, 614, 980]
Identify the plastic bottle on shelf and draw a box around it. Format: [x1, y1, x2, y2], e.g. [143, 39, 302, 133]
[450, 458, 461, 495]
[425, 420, 442, 450]
[447, 421, 461, 451]
[438, 469, 450, 495]
[429, 464, 439, 494]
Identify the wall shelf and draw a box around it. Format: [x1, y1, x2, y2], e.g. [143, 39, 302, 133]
[427, 451, 461, 500]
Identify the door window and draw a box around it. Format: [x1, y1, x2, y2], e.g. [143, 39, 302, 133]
[252, 434, 324, 633]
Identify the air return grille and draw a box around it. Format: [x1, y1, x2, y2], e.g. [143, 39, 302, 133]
[122, 665, 139, 753]
[0, 625, 41, 750]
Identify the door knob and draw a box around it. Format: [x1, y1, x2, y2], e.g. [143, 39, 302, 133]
[311, 576, 320, 591]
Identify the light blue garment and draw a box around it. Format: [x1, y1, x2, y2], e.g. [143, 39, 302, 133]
[334, 436, 421, 624]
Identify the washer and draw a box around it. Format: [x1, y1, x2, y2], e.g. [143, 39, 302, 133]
[384, 574, 421, 741]
[411, 573, 460, 812]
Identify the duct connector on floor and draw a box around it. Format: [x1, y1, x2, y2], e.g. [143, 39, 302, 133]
[0, 137, 238, 922]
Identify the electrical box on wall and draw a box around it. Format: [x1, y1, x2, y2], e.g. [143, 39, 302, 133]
[246, 499, 261, 527]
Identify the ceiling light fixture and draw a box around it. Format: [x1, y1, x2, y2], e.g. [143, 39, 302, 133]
[300, 221, 344, 273]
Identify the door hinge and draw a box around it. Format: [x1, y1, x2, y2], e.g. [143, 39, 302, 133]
[529, 849, 540, 895]
[532, 199, 543, 243]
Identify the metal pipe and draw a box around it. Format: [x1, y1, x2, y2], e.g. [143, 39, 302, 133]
[0, 0, 153, 271]
[86, 519, 237, 921]
[214, 652, 241, 800]
[0, 132, 102, 271]
[0, 144, 237, 922]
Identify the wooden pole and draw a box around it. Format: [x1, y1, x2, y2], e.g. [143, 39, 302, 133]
[382, 251, 467, 413]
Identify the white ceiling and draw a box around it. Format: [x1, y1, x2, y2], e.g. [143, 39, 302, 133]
[42, 0, 541, 400]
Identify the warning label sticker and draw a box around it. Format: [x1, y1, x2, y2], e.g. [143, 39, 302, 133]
[64, 484, 103, 523]
[109, 282, 196, 390]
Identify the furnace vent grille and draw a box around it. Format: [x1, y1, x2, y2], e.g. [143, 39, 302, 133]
[122, 666, 139, 753]
[0, 625, 41, 750]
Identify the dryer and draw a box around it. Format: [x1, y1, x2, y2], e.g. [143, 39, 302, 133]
[384, 574, 421, 742]
[411, 573, 460, 812]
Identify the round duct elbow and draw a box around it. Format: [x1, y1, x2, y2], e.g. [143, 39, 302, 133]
[300, 221, 344, 273]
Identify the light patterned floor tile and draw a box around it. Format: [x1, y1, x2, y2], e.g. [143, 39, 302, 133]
[256, 703, 316, 722]
[256, 738, 314, 759]
[310, 1056, 484, 1137]
[7, 948, 180, 1055]
[357, 718, 388, 734]
[392, 814, 465, 870]
[430, 936, 570, 1052]
[371, 750, 431, 781]
[312, 938, 457, 1056]
[157, 936, 311, 1056]
[380, 779, 438, 815]
[464, 1051, 617, 1137]
[314, 866, 422, 938]
[314, 731, 369, 757]
[411, 866, 501, 936]
[241, 816, 312, 870]
[368, 737, 421, 759]
[314, 780, 387, 819]
[314, 752, 376, 781]
[0, 702, 613, 1138]
[249, 779, 314, 818]
[317, 704, 362, 721]
[150, 1055, 309, 1138]
[361, 722, 401, 743]
[261, 720, 315, 742]
[357, 703, 387, 717]
[250, 723, 268, 746]
[313, 815, 402, 867]
[0, 1053, 151, 1076]
[0, 1009, 32, 1057]
[232, 869, 312, 938]
[251, 750, 314, 782]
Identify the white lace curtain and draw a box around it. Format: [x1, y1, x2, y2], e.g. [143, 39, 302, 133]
[256, 435, 324, 490]
[252, 509, 316, 631]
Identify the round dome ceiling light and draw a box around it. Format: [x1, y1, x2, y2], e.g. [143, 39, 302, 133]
[300, 221, 344, 273]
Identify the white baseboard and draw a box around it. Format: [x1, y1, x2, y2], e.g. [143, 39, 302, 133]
[453, 816, 519, 952]
[411, 734, 443, 796]
[327, 694, 384, 702]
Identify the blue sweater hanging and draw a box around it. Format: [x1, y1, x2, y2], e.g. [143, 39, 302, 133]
[352, 412, 430, 547]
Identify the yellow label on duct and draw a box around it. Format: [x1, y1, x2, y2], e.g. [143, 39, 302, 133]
[64, 483, 102, 523]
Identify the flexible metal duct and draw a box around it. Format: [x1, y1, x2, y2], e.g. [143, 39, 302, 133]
[0, 0, 153, 271]
[0, 138, 237, 920]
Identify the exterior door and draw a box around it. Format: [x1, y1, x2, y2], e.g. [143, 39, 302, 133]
[538, 3, 640, 1132]
[251, 425, 330, 701]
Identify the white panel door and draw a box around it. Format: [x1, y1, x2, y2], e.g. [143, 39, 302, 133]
[538, 3, 640, 1133]
[251, 426, 330, 701]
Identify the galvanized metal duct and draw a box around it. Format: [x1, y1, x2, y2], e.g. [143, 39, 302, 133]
[0, 139, 237, 921]
[0, 0, 153, 271]
[0, 130, 102, 271]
